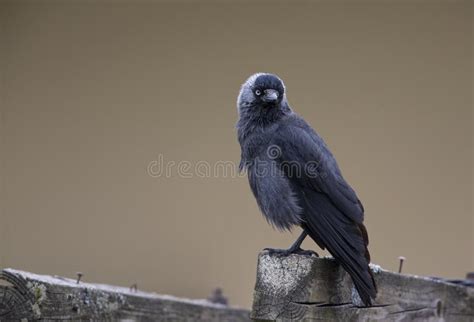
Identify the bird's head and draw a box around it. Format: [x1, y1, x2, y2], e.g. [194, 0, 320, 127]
[237, 73, 288, 114]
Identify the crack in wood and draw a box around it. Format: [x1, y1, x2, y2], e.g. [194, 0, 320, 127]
[251, 253, 474, 321]
[292, 301, 352, 308]
[1, 268, 251, 321]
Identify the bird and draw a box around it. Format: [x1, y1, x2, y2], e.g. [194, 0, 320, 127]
[236, 73, 377, 306]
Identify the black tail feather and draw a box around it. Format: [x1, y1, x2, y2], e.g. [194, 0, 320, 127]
[301, 188, 377, 306]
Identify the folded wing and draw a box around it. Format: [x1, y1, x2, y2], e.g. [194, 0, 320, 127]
[274, 120, 377, 305]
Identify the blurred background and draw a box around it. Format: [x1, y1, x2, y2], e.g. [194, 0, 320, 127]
[1, 1, 472, 309]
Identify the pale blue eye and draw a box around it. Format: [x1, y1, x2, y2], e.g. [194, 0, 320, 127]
[255, 90, 262, 96]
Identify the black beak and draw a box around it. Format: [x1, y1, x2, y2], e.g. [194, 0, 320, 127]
[262, 89, 279, 103]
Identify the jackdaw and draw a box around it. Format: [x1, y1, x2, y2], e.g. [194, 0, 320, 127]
[236, 73, 377, 306]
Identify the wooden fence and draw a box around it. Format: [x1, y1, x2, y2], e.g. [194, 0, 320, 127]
[251, 252, 473, 321]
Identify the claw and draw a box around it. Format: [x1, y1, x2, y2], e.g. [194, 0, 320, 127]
[263, 247, 318, 257]
[294, 248, 319, 257]
[263, 248, 291, 256]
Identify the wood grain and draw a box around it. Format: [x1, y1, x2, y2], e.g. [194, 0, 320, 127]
[0, 268, 250, 321]
[251, 252, 474, 321]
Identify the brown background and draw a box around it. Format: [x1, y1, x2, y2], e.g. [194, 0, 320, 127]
[1, 1, 472, 309]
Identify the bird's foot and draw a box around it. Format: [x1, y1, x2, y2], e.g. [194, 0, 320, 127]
[294, 248, 319, 257]
[263, 247, 319, 257]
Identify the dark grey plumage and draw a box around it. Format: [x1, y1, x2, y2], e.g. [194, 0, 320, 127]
[236, 73, 377, 306]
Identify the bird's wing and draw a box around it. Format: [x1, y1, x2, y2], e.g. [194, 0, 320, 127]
[273, 119, 376, 305]
[273, 121, 364, 223]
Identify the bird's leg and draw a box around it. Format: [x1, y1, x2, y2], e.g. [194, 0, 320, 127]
[264, 230, 319, 257]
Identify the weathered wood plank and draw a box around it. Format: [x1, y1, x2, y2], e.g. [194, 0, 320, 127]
[251, 252, 474, 321]
[0, 268, 250, 321]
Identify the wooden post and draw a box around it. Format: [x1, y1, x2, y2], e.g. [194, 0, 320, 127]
[251, 252, 474, 321]
[0, 268, 250, 321]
